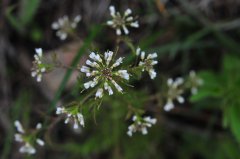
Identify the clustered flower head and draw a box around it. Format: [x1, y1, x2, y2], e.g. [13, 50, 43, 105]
[31, 48, 46, 82]
[188, 70, 203, 95]
[52, 15, 81, 40]
[107, 5, 139, 35]
[81, 51, 130, 98]
[164, 77, 185, 111]
[56, 106, 85, 129]
[127, 115, 157, 137]
[14, 120, 44, 155]
[136, 47, 158, 79]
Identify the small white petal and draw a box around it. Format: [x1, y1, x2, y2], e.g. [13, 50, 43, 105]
[112, 57, 123, 68]
[130, 21, 139, 28]
[140, 51, 145, 60]
[105, 51, 113, 66]
[175, 77, 184, 86]
[73, 120, 79, 129]
[64, 118, 70, 124]
[37, 74, 42, 82]
[132, 115, 137, 121]
[111, 80, 123, 93]
[149, 69, 157, 79]
[15, 134, 23, 142]
[117, 70, 130, 80]
[147, 53, 158, 59]
[141, 127, 148, 135]
[31, 71, 37, 77]
[89, 52, 102, 62]
[95, 88, 104, 98]
[41, 67, 46, 72]
[14, 120, 25, 133]
[59, 32, 67, 40]
[77, 113, 85, 127]
[124, 8, 132, 16]
[84, 81, 92, 89]
[164, 100, 174, 111]
[51, 22, 59, 29]
[136, 47, 141, 56]
[167, 78, 173, 86]
[109, 6, 116, 17]
[122, 25, 129, 34]
[191, 87, 198, 95]
[20, 143, 36, 154]
[80, 66, 90, 73]
[56, 107, 65, 114]
[74, 15, 81, 23]
[116, 28, 121, 35]
[35, 48, 42, 57]
[126, 16, 133, 21]
[127, 130, 133, 137]
[151, 60, 158, 66]
[177, 96, 185, 103]
[107, 20, 114, 25]
[36, 123, 42, 130]
[104, 82, 113, 95]
[36, 139, 45, 146]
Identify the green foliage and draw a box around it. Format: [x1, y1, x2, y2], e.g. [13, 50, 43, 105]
[191, 54, 240, 143]
[5, 0, 40, 33]
[179, 133, 239, 159]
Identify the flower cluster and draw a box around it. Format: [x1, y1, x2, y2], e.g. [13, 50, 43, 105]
[56, 107, 85, 129]
[188, 70, 203, 95]
[31, 48, 46, 82]
[52, 15, 81, 40]
[164, 78, 185, 111]
[127, 115, 157, 137]
[14, 120, 44, 155]
[136, 48, 158, 79]
[107, 6, 139, 35]
[81, 51, 129, 98]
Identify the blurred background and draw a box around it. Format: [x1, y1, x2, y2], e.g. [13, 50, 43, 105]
[1, 0, 240, 158]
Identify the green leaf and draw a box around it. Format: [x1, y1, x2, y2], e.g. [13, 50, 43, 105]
[19, 0, 40, 26]
[223, 54, 240, 74]
[5, 5, 22, 32]
[229, 105, 240, 143]
[190, 71, 222, 102]
[190, 89, 220, 102]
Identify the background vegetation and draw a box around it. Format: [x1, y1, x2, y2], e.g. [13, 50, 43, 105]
[0, 0, 240, 158]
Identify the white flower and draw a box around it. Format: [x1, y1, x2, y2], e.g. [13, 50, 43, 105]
[127, 116, 157, 137]
[56, 106, 85, 129]
[107, 6, 139, 35]
[189, 70, 203, 95]
[14, 121, 44, 155]
[31, 48, 46, 82]
[19, 143, 36, 154]
[136, 47, 158, 79]
[52, 15, 81, 40]
[164, 78, 185, 111]
[81, 51, 129, 98]
[96, 88, 104, 98]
